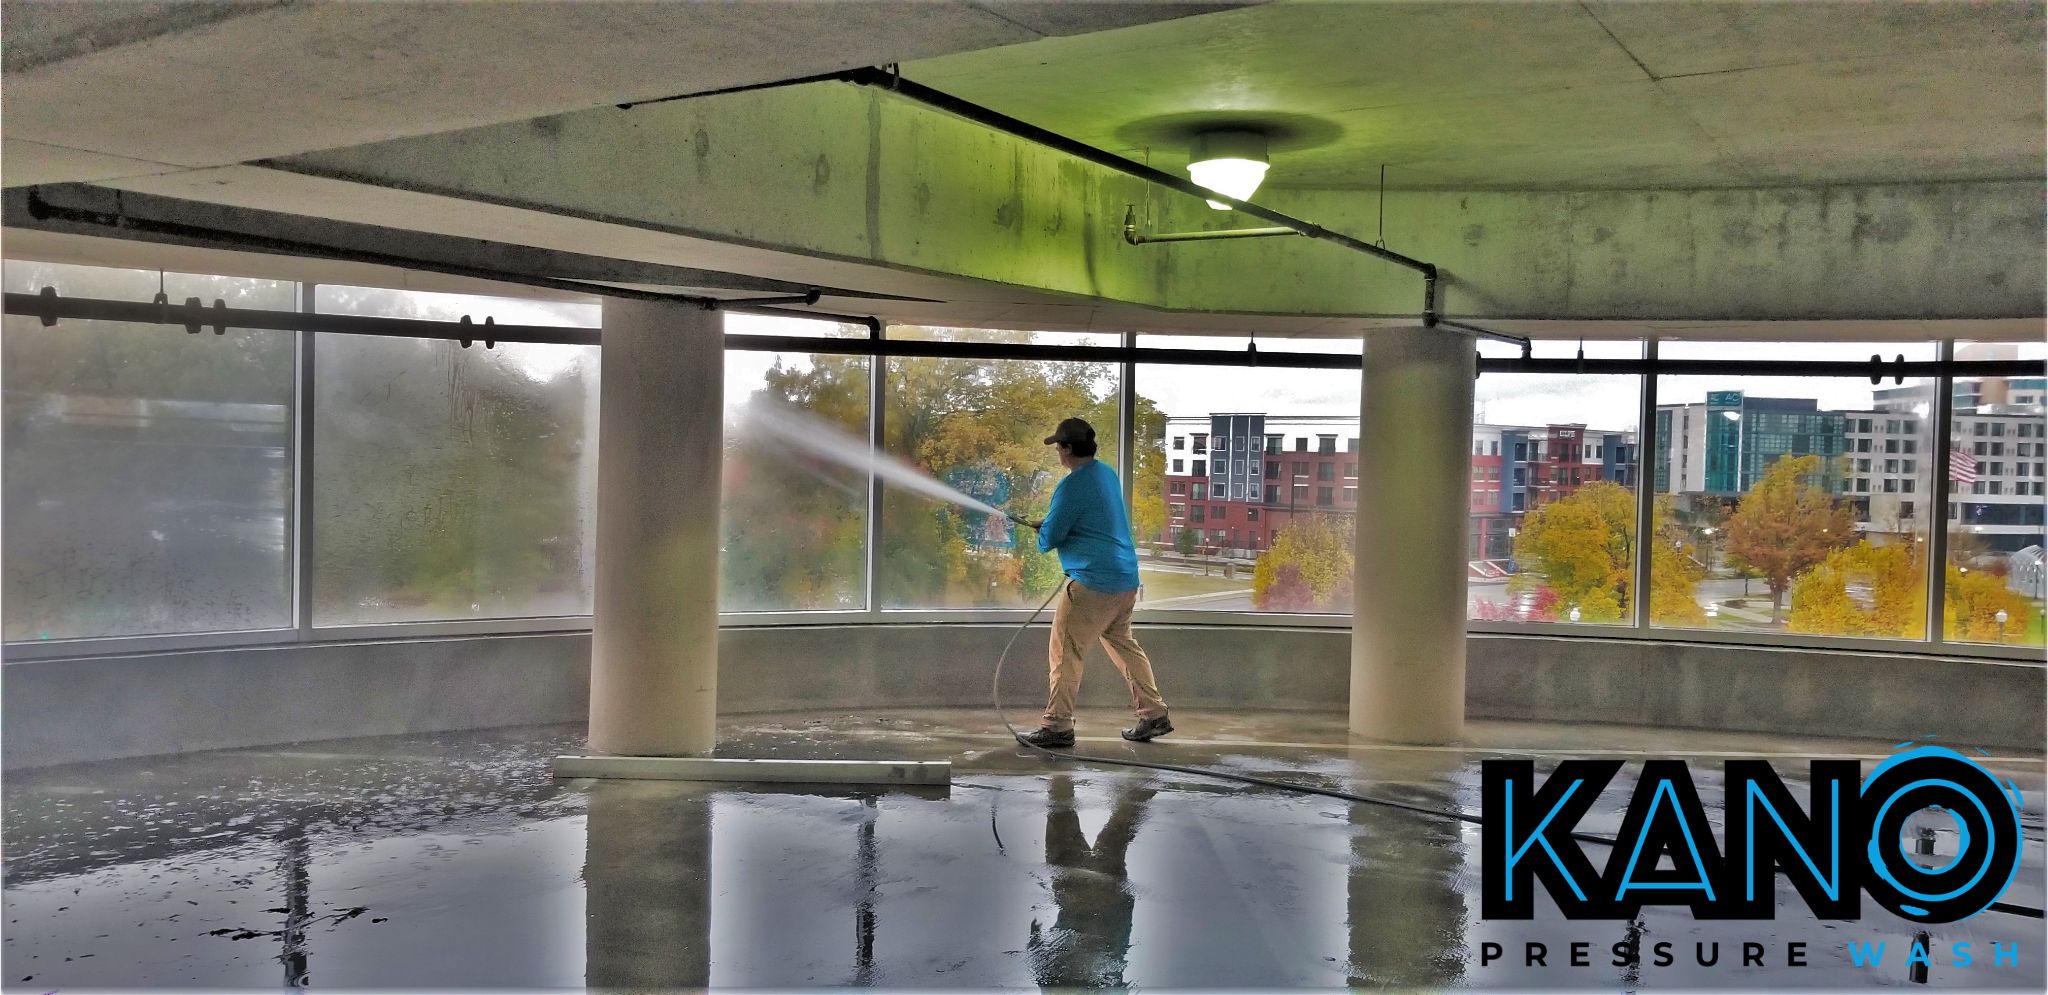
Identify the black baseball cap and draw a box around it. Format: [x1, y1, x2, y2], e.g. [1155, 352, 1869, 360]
[1043, 417, 1096, 447]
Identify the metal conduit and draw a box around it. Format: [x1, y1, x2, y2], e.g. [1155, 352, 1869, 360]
[7, 290, 2038, 382]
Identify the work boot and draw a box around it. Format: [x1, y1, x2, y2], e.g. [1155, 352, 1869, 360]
[1018, 726, 1075, 749]
[1121, 714, 1174, 743]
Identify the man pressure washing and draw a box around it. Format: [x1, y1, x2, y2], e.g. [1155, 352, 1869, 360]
[1010, 418, 1172, 749]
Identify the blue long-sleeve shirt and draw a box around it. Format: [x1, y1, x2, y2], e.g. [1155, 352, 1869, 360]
[1036, 458, 1140, 593]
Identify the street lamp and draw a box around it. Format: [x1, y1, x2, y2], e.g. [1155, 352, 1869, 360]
[1996, 608, 2010, 643]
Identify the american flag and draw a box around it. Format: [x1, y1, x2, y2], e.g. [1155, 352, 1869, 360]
[1949, 446, 1979, 485]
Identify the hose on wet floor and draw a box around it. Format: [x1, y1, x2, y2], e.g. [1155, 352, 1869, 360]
[989, 581, 2044, 920]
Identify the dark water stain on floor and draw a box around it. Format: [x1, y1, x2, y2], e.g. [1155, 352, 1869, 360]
[5, 714, 2042, 989]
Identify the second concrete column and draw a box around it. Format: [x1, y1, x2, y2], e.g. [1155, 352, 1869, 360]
[1352, 327, 1475, 744]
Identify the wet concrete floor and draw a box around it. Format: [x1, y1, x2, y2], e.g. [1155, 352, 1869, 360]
[5, 710, 2043, 990]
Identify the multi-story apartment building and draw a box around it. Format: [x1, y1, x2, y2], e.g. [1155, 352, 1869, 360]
[1872, 376, 2047, 554]
[1651, 378, 2044, 553]
[1161, 414, 1635, 561]
[1161, 414, 1358, 555]
[1653, 393, 1850, 498]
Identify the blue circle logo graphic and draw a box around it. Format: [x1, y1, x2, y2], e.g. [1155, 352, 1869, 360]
[1861, 745, 2023, 923]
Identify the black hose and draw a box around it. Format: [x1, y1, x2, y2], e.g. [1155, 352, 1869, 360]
[988, 584, 2045, 920]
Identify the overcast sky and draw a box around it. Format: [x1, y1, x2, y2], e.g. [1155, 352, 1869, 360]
[723, 324, 1965, 436]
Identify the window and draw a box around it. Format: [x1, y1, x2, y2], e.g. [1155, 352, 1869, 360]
[1317, 463, 1335, 482]
[1171, 459, 1183, 473]
[1191, 482, 1206, 501]
[1342, 486, 1356, 503]
[1193, 460, 1207, 476]
[722, 340, 872, 611]
[1169, 503, 1186, 518]
[1193, 434, 1208, 453]
[314, 286, 601, 623]
[1319, 435, 1336, 454]
[1344, 462, 1358, 479]
[1474, 441, 1485, 456]
[1191, 506, 1205, 523]
[1317, 487, 1334, 506]
[1133, 342, 1357, 610]
[1173, 436, 1185, 450]
[1945, 348, 2047, 648]
[3, 261, 297, 639]
[1653, 358, 1934, 641]
[879, 346, 1116, 609]
[1491, 441, 1500, 456]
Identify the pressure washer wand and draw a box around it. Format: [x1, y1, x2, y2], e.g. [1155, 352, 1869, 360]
[1005, 511, 1042, 531]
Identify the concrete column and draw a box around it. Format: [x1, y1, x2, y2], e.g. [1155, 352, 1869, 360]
[1352, 327, 1474, 744]
[590, 298, 722, 756]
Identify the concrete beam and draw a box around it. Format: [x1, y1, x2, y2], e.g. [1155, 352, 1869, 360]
[2, 0, 1237, 181]
[102, 79, 2039, 324]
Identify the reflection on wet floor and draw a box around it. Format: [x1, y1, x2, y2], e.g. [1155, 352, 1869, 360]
[4, 712, 2043, 990]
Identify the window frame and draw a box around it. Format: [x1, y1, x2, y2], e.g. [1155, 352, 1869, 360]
[3, 278, 2039, 664]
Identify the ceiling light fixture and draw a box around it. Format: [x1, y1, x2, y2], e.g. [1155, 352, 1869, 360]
[1187, 128, 1270, 210]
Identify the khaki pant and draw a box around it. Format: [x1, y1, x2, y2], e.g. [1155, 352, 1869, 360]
[1044, 581, 1167, 733]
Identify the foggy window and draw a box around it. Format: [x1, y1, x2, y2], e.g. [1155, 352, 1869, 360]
[2, 261, 298, 640]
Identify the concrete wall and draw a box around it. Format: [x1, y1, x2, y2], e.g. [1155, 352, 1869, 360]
[6, 625, 2040, 768]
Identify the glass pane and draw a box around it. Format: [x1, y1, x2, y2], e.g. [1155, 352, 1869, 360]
[727, 312, 869, 339]
[1141, 332, 1362, 355]
[1468, 373, 1643, 625]
[3, 261, 296, 640]
[888, 324, 1117, 347]
[1132, 360, 1360, 614]
[722, 348, 870, 611]
[312, 286, 599, 624]
[1651, 370, 1936, 639]
[1944, 347, 2045, 647]
[879, 347, 1120, 608]
[1658, 339, 1939, 362]
[1477, 337, 1643, 360]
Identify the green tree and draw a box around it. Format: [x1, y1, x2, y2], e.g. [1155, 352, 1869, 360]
[1724, 454, 1857, 623]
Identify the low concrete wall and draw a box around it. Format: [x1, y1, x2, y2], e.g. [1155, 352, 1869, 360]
[5, 625, 2040, 768]
[3, 633, 593, 769]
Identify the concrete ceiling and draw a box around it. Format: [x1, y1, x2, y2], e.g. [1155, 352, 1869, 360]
[908, 1, 2046, 189]
[0, 0, 1242, 186]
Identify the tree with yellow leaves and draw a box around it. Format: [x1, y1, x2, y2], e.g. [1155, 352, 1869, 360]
[1790, 538, 2038, 642]
[1511, 481, 1633, 620]
[1251, 514, 1353, 612]
[1724, 454, 1857, 623]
